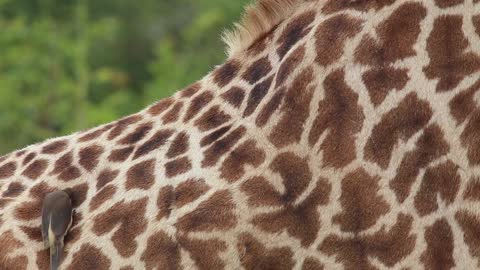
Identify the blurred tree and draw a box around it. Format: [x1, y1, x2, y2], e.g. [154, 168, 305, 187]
[0, 0, 250, 154]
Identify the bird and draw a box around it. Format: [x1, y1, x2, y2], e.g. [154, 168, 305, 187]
[41, 189, 74, 270]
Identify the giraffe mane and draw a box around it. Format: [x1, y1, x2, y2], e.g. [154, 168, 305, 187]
[222, 0, 303, 57]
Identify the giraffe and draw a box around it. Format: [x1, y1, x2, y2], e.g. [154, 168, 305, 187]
[1, 0, 480, 269]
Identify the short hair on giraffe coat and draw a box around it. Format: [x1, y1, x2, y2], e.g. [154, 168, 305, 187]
[1, 0, 480, 269]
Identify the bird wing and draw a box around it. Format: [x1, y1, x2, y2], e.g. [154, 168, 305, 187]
[41, 204, 51, 249]
[49, 196, 73, 238]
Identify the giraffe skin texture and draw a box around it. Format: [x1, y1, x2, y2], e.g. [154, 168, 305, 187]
[1, 0, 480, 269]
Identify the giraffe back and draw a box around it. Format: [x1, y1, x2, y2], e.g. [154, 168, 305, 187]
[1, 0, 480, 269]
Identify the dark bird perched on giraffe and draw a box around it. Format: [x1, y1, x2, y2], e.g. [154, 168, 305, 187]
[41, 190, 74, 270]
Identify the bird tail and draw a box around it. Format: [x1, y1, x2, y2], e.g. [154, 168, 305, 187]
[50, 240, 64, 270]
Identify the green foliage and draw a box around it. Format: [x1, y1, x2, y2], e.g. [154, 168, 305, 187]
[0, 0, 250, 154]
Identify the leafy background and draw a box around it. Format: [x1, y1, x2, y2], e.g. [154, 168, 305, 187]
[0, 0, 250, 154]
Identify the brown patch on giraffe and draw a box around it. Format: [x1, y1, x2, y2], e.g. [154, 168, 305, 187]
[165, 157, 191, 177]
[213, 60, 240, 87]
[49, 151, 81, 181]
[242, 153, 312, 206]
[434, 0, 464, 8]
[20, 225, 42, 242]
[78, 124, 113, 142]
[162, 101, 184, 124]
[141, 231, 227, 270]
[120, 267, 134, 270]
[200, 125, 233, 147]
[69, 183, 88, 208]
[0, 161, 16, 179]
[276, 45, 305, 87]
[108, 115, 143, 140]
[177, 236, 228, 270]
[243, 76, 274, 117]
[464, 177, 480, 201]
[414, 161, 460, 216]
[36, 249, 50, 270]
[270, 152, 311, 201]
[79, 145, 103, 171]
[184, 91, 214, 122]
[460, 110, 480, 165]
[202, 126, 246, 167]
[194, 106, 231, 131]
[133, 129, 174, 159]
[108, 146, 134, 162]
[51, 151, 73, 174]
[96, 168, 120, 190]
[59, 166, 81, 182]
[356, 2, 426, 65]
[309, 69, 365, 168]
[220, 140, 266, 182]
[276, 11, 315, 59]
[390, 124, 450, 203]
[449, 79, 480, 124]
[174, 179, 210, 207]
[221, 87, 245, 108]
[180, 82, 201, 98]
[176, 190, 236, 232]
[270, 67, 314, 148]
[126, 159, 156, 190]
[322, 0, 396, 14]
[119, 122, 153, 145]
[333, 169, 389, 233]
[238, 233, 294, 270]
[14, 182, 54, 220]
[363, 67, 409, 106]
[316, 15, 362, 67]
[143, 234, 227, 270]
[51, 151, 73, 175]
[67, 244, 111, 270]
[15, 150, 26, 157]
[22, 152, 36, 165]
[302, 258, 324, 270]
[157, 179, 210, 220]
[320, 214, 416, 270]
[455, 211, 480, 261]
[166, 132, 189, 158]
[242, 56, 272, 84]
[0, 231, 28, 270]
[141, 231, 181, 270]
[42, 139, 68, 154]
[252, 178, 331, 246]
[90, 185, 117, 211]
[148, 97, 174, 116]
[365, 93, 433, 169]
[247, 153, 331, 246]
[2, 182, 25, 197]
[256, 87, 286, 127]
[474, 15, 480, 36]
[242, 176, 284, 207]
[22, 159, 48, 180]
[421, 218, 455, 270]
[92, 198, 148, 257]
[424, 15, 480, 91]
